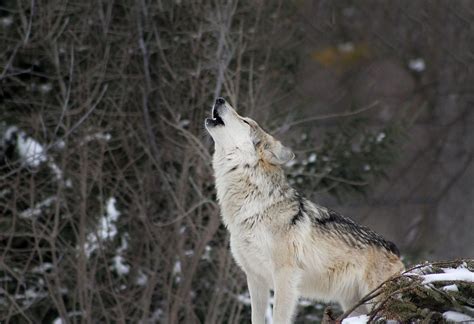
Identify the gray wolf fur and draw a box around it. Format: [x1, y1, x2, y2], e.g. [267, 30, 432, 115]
[205, 98, 404, 324]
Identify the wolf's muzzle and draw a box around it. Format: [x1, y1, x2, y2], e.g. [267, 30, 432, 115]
[206, 98, 226, 127]
[215, 97, 226, 106]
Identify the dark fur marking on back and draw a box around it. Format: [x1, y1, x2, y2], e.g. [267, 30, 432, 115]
[291, 194, 306, 225]
[313, 209, 400, 256]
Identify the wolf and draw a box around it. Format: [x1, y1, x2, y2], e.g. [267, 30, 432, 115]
[205, 98, 404, 324]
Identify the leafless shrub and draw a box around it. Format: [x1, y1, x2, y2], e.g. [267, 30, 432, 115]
[0, 0, 299, 322]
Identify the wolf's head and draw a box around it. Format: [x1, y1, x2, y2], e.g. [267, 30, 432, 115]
[205, 98, 294, 166]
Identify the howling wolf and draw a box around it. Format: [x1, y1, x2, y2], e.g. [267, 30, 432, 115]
[205, 98, 404, 324]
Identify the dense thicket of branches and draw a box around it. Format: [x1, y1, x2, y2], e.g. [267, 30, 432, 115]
[1, 0, 473, 323]
[0, 1, 304, 322]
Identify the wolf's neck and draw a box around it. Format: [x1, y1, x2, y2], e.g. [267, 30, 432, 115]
[212, 152, 292, 225]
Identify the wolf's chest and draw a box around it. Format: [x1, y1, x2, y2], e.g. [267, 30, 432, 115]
[229, 226, 274, 282]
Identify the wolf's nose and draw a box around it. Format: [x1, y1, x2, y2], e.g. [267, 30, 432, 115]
[215, 97, 225, 106]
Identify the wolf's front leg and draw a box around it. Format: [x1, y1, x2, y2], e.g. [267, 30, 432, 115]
[272, 267, 299, 324]
[247, 275, 269, 324]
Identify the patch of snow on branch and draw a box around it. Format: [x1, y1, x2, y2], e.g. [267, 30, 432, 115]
[422, 265, 474, 284]
[48, 161, 64, 181]
[83, 132, 112, 143]
[111, 235, 130, 275]
[173, 260, 182, 283]
[19, 197, 56, 219]
[5, 126, 70, 185]
[443, 311, 473, 322]
[84, 197, 121, 258]
[0, 16, 13, 27]
[376, 132, 386, 143]
[237, 293, 251, 305]
[136, 269, 148, 286]
[342, 315, 369, 324]
[308, 153, 317, 163]
[442, 284, 458, 292]
[17, 133, 47, 167]
[113, 255, 130, 275]
[32, 262, 53, 273]
[408, 58, 425, 72]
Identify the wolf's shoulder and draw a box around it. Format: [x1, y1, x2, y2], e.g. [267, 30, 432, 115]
[298, 198, 400, 257]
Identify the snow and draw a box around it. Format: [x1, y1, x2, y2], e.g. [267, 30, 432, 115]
[111, 235, 130, 275]
[422, 265, 474, 284]
[32, 262, 53, 273]
[83, 132, 112, 143]
[4, 127, 69, 185]
[19, 197, 56, 219]
[17, 133, 47, 167]
[442, 284, 459, 292]
[15, 287, 48, 307]
[48, 161, 64, 181]
[376, 132, 386, 143]
[0, 16, 13, 28]
[237, 293, 251, 305]
[179, 119, 190, 128]
[84, 197, 121, 257]
[443, 311, 473, 322]
[136, 270, 148, 286]
[39, 83, 53, 94]
[408, 58, 426, 72]
[342, 315, 369, 324]
[173, 261, 182, 274]
[202, 245, 212, 261]
[101, 198, 120, 237]
[308, 153, 317, 163]
[173, 260, 182, 283]
[52, 318, 64, 324]
[4, 126, 17, 141]
[113, 255, 130, 275]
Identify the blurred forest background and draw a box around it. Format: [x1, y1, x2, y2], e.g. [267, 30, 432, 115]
[1, 0, 473, 323]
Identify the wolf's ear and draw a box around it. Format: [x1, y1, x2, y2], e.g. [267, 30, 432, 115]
[264, 141, 295, 165]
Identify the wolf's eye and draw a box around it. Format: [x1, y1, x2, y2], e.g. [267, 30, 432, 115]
[242, 120, 250, 125]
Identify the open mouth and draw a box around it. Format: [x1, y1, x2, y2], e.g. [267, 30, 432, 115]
[206, 107, 225, 127]
[212, 108, 225, 126]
